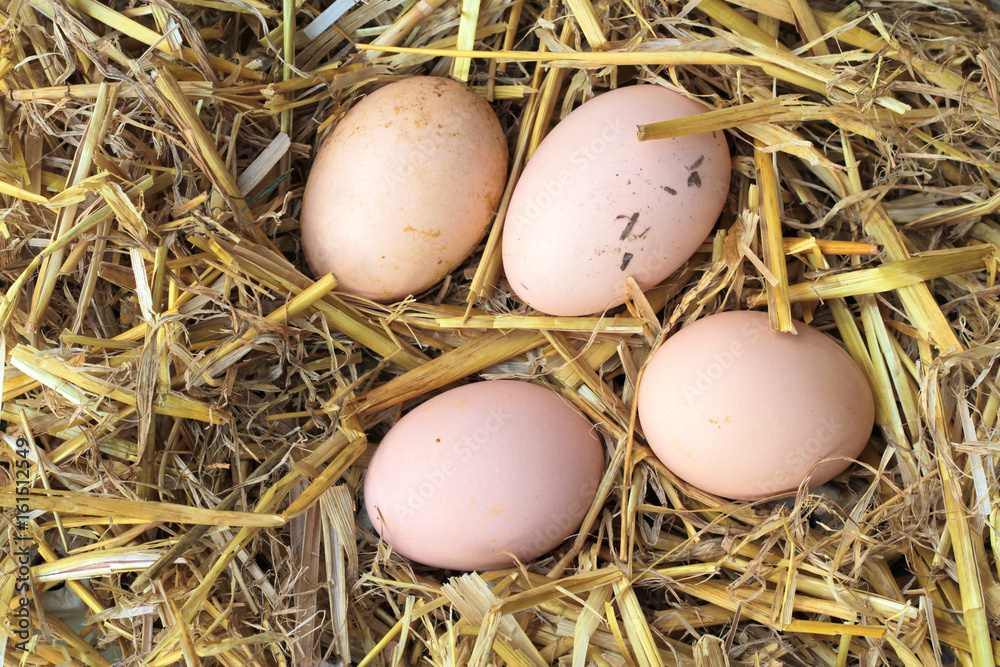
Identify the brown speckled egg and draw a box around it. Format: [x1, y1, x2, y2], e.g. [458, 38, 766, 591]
[301, 77, 507, 302]
[502, 84, 730, 316]
[637, 311, 875, 500]
[363, 380, 604, 571]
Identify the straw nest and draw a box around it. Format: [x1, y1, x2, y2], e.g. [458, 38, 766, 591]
[1, 0, 999, 664]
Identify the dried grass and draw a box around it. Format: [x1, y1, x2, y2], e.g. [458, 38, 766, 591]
[1, 0, 999, 665]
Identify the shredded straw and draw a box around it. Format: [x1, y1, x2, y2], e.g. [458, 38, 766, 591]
[1, 0, 999, 665]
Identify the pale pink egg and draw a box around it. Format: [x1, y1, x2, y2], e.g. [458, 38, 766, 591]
[503, 84, 730, 316]
[364, 380, 604, 570]
[637, 311, 875, 500]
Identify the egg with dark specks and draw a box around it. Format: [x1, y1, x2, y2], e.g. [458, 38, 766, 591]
[637, 311, 875, 499]
[363, 380, 605, 571]
[301, 77, 508, 302]
[502, 84, 730, 316]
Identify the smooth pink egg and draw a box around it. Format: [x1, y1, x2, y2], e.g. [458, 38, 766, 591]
[637, 311, 875, 499]
[364, 380, 604, 570]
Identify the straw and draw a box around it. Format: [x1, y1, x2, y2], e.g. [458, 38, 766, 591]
[2, 0, 999, 664]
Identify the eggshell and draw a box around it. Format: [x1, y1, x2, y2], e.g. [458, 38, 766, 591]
[502, 85, 730, 316]
[301, 77, 508, 302]
[636, 311, 875, 500]
[363, 380, 604, 570]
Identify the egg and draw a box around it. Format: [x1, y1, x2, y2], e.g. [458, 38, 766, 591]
[301, 77, 508, 302]
[502, 84, 730, 316]
[363, 380, 604, 570]
[636, 311, 875, 499]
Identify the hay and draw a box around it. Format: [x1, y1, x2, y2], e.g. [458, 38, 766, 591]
[1, 0, 999, 665]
